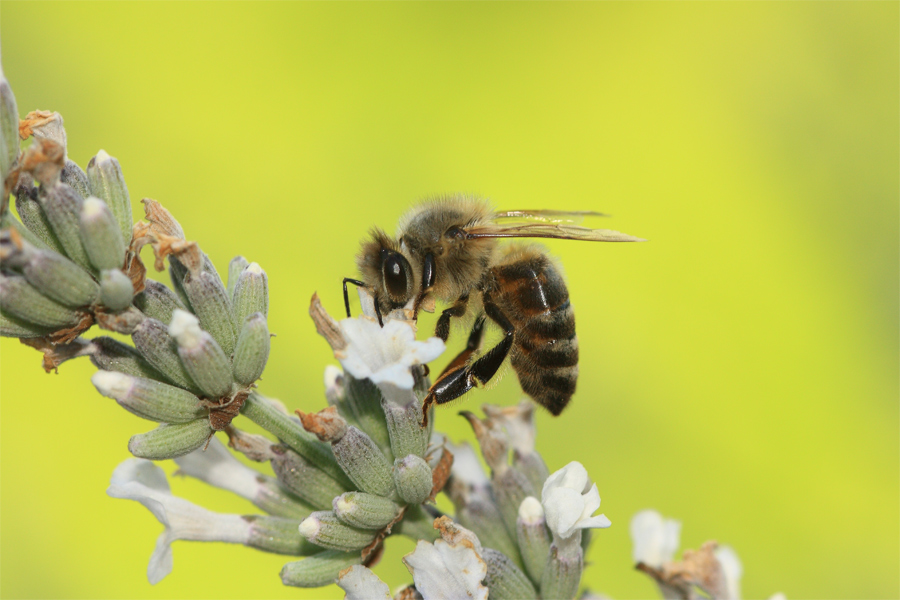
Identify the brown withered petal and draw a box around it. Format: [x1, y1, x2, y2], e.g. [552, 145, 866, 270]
[296, 406, 348, 443]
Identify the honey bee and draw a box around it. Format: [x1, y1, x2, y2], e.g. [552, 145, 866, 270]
[344, 195, 643, 424]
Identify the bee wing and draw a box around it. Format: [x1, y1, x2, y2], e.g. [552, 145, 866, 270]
[493, 209, 610, 224]
[464, 222, 645, 242]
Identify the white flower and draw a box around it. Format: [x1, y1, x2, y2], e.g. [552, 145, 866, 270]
[336, 564, 392, 600]
[336, 316, 444, 398]
[541, 461, 611, 546]
[174, 437, 263, 501]
[403, 516, 488, 600]
[715, 545, 743, 600]
[630, 509, 682, 569]
[107, 459, 252, 584]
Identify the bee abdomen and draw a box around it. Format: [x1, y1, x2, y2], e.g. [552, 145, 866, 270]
[490, 250, 579, 416]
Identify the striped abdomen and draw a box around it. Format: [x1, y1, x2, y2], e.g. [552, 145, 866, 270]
[488, 247, 578, 415]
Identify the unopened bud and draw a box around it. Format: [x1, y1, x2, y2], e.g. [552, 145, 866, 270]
[0, 271, 83, 327]
[134, 279, 187, 324]
[91, 370, 205, 423]
[393, 455, 433, 505]
[246, 516, 323, 556]
[227, 255, 249, 299]
[232, 262, 268, 324]
[482, 548, 537, 600]
[280, 550, 361, 588]
[89, 336, 166, 380]
[169, 309, 233, 398]
[0, 310, 53, 338]
[270, 445, 350, 510]
[0, 68, 19, 185]
[23, 249, 99, 307]
[38, 183, 91, 270]
[513, 451, 550, 495]
[99, 268, 134, 311]
[13, 177, 65, 254]
[332, 426, 395, 499]
[61, 159, 90, 199]
[297, 511, 377, 552]
[127, 418, 213, 460]
[332, 492, 400, 530]
[232, 312, 270, 385]
[131, 318, 202, 394]
[517, 496, 551, 584]
[181, 270, 236, 355]
[492, 467, 535, 539]
[87, 150, 132, 244]
[541, 542, 583, 600]
[382, 398, 429, 460]
[80, 197, 125, 271]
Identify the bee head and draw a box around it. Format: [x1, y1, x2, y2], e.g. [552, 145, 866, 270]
[357, 229, 416, 313]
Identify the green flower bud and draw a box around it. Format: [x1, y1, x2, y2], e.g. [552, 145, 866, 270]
[232, 312, 270, 385]
[87, 150, 132, 245]
[492, 467, 535, 540]
[332, 492, 401, 530]
[0, 271, 83, 327]
[131, 318, 202, 394]
[0, 309, 54, 338]
[245, 516, 323, 556]
[168, 309, 233, 398]
[127, 418, 213, 460]
[38, 183, 92, 270]
[133, 279, 186, 324]
[13, 178, 64, 253]
[0, 68, 18, 185]
[91, 370, 205, 423]
[227, 255, 249, 299]
[99, 268, 134, 311]
[168, 258, 192, 310]
[342, 376, 391, 456]
[89, 336, 166, 380]
[298, 511, 376, 552]
[270, 445, 350, 510]
[181, 270, 236, 355]
[79, 197, 125, 271]
[280, 550, 361, 588]
[382, 398, 429, 460]
[482, 548, 537, 600]
[332, 426, 395, 499]
[61, 159, 90, 199]
[241, 393, 350, 486]
[513, 451, 550, 496]
[24, 249, 99, 308]
[255, 479, 317, 521]
[517, 496, 551, 585]
[540, 543, 583, 600]
[232, 262, 268, 324]
[393, 454, 433, 505]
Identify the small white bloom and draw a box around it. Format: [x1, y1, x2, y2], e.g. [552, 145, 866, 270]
[337, 317, 444, 395]
[630, 509, 681, 569]
[174, 437, 262, 502]
[541, 461, 611, 545]
[337, 564, 391, 600]
[107, 459, 252, 584]
[403, 517, 488, 600]
[715, 545, 743, 600]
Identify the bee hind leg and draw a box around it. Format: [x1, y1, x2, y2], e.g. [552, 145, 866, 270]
[420, 298, 512, 427]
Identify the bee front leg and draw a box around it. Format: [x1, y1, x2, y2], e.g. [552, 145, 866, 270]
[434, 293, 470, 341]
[420, 297, 512, 427]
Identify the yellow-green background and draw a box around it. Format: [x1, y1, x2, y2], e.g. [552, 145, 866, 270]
[1, 3, 897, 599]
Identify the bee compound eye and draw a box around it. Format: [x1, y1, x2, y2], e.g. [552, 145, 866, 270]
[446, 226, 466, 240]
[382, 252, 412, 303]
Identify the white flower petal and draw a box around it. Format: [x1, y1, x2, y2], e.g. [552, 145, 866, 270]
[447, 441, 490, 490]
[715, 545, 743, 600]
[580, 484, 602, 522]
[576, 514, 612, 530]
[630, 509, 681, 568]
[107, 458, 252, 584]
[174, 437, 262, 501]
[544, 487, 585, 539]
[404, 539, 487, 600]
[542, 461, 589, 499]
[337, 564, 391, 600]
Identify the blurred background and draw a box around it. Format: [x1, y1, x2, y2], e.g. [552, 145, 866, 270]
[1, 3, 897, 599]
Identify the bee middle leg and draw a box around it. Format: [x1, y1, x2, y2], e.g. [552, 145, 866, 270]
[421, 297, 512, 427]
[439, 313, 486, 378]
